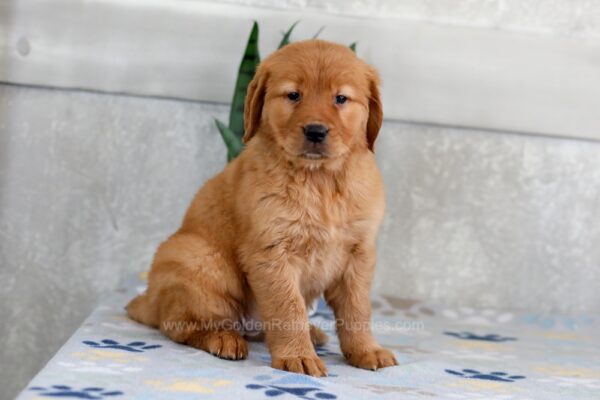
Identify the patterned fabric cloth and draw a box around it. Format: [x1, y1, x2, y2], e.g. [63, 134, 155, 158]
[18, 273, 600, 399]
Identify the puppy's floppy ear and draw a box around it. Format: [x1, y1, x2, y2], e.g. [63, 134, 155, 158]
[243, 65, 268, 143]
[365, 66, 383, 152]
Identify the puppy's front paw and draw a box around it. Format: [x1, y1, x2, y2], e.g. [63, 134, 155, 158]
[272, 355, 328, 377]
[345, 347, 398, 371]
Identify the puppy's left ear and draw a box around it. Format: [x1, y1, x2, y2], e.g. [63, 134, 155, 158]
[366, 66, 383, 152]
[243, 65, 269, 143]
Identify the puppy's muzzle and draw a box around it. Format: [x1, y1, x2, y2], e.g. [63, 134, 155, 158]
[303, 124, 329, 143]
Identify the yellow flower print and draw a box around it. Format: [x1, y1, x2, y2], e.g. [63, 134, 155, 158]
[71, 349, 150, 364]
[144, 378, 232, 394]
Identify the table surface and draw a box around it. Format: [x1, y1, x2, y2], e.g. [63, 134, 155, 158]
[18, 273, 600, 399]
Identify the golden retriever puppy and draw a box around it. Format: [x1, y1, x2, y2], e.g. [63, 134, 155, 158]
[127, 39, 397, 376]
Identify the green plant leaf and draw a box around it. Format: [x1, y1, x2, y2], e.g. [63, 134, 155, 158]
[215, 118, 244, 161]
[349, 42, 357, 53]
[278, 20, 300, 49]
[312, 26, 325, 39]
[229, 21, 260, 139]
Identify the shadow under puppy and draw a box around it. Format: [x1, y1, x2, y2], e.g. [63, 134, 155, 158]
[127, 39, 397, 376]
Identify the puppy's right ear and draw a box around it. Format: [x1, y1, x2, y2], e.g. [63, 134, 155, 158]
[243, 66, 268, 143]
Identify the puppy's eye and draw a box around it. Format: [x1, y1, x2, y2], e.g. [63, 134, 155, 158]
[287, 92, 300, 102]
[335, 95, 348, 105]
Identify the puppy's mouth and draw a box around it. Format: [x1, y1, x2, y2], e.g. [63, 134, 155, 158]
[299, 142, 329, 160]
[301, 151, 327, 160]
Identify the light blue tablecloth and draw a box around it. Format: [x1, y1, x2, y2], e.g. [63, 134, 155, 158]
[18, 273, 600, 399]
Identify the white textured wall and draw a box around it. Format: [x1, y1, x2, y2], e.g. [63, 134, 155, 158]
[2, 1, 600, 399]
[215, 0, 600, 36]
[2, 83, 600, 398]
[375, 123, 600, 311]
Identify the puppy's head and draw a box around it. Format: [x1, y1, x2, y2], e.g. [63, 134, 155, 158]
[243, 40, 382, 166]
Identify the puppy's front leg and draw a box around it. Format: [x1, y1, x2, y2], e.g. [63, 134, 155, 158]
[247, 264, 327, 377]
[326, 244, 398, 371]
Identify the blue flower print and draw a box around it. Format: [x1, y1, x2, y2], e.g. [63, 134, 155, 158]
[523, 314, 593, 330]
[315, 345, 341, 358]
[445, 369, 525, 382]
[29, 385, 123, 399]
[246, 372, 337, 399]
[82, 339, 161, 352]
[444, 331, 517, 342]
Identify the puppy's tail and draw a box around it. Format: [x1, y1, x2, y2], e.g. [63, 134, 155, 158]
[126, 294, 158, 328]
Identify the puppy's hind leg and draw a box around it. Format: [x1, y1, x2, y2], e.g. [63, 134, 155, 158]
[128, 232, 248, 360]
[157, 287, 248, 360]
[310, 324, 328, 346]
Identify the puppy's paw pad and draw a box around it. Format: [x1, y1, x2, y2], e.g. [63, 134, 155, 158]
[272, 356, 328, 377]
[204, 331, 248, 360]
[346, 347, 398, 371]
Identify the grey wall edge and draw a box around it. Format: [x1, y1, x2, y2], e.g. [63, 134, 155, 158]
[1, 0, 599, 141]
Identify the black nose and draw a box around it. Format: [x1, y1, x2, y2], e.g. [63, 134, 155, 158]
[303, 124, 329, 143]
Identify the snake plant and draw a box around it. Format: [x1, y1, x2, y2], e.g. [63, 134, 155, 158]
[214, 22, 356, 161]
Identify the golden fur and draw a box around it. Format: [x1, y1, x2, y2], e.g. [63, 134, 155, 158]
[127, 39, 397, 376]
